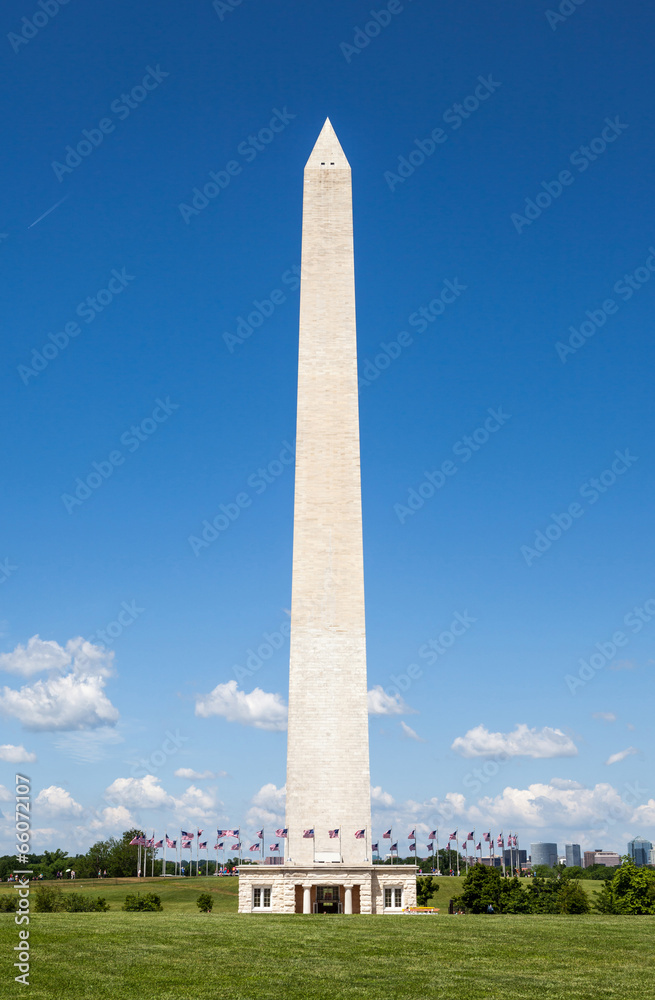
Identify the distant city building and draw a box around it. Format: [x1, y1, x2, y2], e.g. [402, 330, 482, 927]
[583, 851, 596, 869]
[530, 842, 558, 868]
[627, 837, 653, 867]
[649, 848, 655, 866]
[503, 848, 527, 867]
[565, 844, 582, 867]
[592, 851, 621, 867]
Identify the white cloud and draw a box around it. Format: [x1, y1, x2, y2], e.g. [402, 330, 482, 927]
[468, 781, 631, 831]
[608, 659, 635, 671]
[367, 685, 412, 715]
[0, 635, 71, 676]
[35, 786, 83, 817]
[195, 680, 288, 731]
[0, 784, 11, 802]
[0, 637, 118, 731]
[371, 786, 394, 807]
[52, 727, 124, 763]
[592, 712, 616, 722]
[630, 799, 655, 825]
[400, 721, 425, 742]
[0, 744, 36, 763]
[174, 768, 225, 780]
[103, 774, 218, 823]
[105, 774, 173, 810]
[451, 723, 577, 759]
[605, 746, 639, 766]
[549, 778, 584, 790]
[246, 782, 286, 826]
[96, 805, 134, 829]
[174, 784, 217, 819]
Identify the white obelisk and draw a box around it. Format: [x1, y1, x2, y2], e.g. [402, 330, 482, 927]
[285, 120, 372, 866]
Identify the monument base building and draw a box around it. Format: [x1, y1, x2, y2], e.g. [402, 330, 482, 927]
[238, 864, 417, 914]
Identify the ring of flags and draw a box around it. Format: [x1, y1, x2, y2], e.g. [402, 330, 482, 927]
[129, 827, 523, 872]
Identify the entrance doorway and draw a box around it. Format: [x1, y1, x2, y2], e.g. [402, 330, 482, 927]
[315, 886, 341, 914]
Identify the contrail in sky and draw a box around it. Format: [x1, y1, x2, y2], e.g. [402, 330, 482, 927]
[27, 194, 69, 229]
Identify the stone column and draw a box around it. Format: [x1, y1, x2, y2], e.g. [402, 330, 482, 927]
[303, 884, 312, 914]
[344, 885, 353, 914]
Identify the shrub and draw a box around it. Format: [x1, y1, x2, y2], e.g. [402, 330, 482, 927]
[61, 892, 109, 913]
[0, 895, 18, 912]
[34, 885, 64, 912]
[122, 892, 163, 912]
[196, 892, 214, 913]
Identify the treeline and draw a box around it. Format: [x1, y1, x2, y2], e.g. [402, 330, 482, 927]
[0, 829, 239, 881]
[451, 858, 655, 914]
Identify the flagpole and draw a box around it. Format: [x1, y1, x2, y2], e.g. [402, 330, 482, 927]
[390, 827, 393, 866]
[152, 831, 155, 878]
[436, 829, 439, 874]
[501, 832, 506, 877]
[456, 834, 460, 877]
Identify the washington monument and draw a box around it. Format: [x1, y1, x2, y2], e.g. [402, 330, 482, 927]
[238, 121, 416, 913]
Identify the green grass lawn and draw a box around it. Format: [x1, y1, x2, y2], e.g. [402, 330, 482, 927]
[23, 875, 240, 912]
[1, 902, 653, 999]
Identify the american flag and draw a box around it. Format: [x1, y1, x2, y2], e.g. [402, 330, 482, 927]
[145, 838, 155, 848]
[475, 842, 481, 851]
[409, 843, 416, 851]
[166, 836, 177, 848]
[181, 839, 192, 848]
[199, 842, 207, 850]
[216, 841, 224, 850]
[428, 830, 437, 840]
[226, 829, 239, 838]
[154, 840, 163, 849]
[181, 830, 194, 839]
[497, 834, 504, 847]
[257, 830, 264, 839]
[136, 836, 146, 845]
[269, 843, 280, 852]
[390, 842, 398, 851]
[249, 844, 260, 852]
[383, 829, 392, 839]
[328, 829, 339, 839]
[197, 829, 203, 838]
[303, 829, 314, 838]
[371, 843, 379, 852]
[232, 843, 241, 850]
[449, 831, 457, 841]
[355, 829, 365, 839]
[427, 842, 434, 852]
[512, 835, 518, 847]
[217, 830, 227, 836]
[408, 830, 415, 840]
[275, 828, 288, 838]
[483, 832, 491, 843]
[129, 836, 140, 845]
[467, 831, 475, 841]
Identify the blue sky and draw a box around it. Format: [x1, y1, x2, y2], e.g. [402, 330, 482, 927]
[1, 0, 654, 861]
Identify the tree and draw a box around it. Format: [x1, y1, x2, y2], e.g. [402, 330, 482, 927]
[197, 892, 214, 913]
[453, 864, 503, 913]
[416, 876, 439, 906]
[556, 880, 590, 914]
[595, 857, 655, 915]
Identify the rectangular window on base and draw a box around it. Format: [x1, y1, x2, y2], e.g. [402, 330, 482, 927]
[384, 887, 402, 909]
[252, 886, 272, 910]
